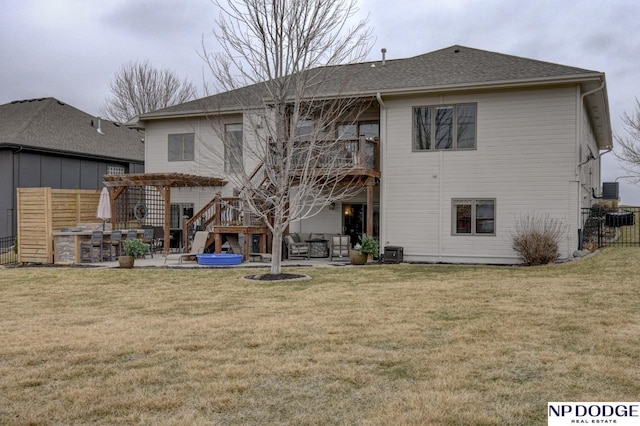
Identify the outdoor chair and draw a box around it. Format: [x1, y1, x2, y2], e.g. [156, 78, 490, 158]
[80, 231, 104, 262]
[164, 231, 210, 264]
[126, 229, 138, 241]
[142, 228, 154, 258]
[109, 230, 122, 260]
[284, 234, 309, 259]
[330, 235, 350, 261]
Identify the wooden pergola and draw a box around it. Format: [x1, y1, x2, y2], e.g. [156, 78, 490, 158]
[103, 173, 227, 255]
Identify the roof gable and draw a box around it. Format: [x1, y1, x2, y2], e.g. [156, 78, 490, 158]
[0, 98, 144, 162]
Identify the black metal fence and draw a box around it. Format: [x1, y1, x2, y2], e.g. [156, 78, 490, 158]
[581, 206, 640, 248]
[0, 235, 18, 266]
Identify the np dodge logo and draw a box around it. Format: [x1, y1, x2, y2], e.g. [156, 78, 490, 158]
[548, 402, 640, 425]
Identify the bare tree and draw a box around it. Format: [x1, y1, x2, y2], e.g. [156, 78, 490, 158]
[615, 98, 640, 181]
[101, 60, 197, 123]
[201, 0, 372, 275]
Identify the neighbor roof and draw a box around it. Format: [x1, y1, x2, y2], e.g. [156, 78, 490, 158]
[0, 98, 144, 162]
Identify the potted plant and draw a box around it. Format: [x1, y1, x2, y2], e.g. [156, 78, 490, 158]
[119, 238, 149, 268]
[350, 234, 379, 265]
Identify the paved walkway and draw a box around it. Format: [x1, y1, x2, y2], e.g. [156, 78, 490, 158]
[90, 254, 355, 269]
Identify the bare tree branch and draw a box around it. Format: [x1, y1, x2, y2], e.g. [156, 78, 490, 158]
[101, 60, 197, 123]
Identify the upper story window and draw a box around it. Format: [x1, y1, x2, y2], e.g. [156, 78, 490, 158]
[413, 103, 476, 151]
[224, 123, 243, 173]
[452, 198, 495, 236]
[337, 121, 380, 140]
[168, 133, 195, 161]
[295, 118, 315, 141]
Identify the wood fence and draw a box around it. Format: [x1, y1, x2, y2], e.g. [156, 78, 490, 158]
[16, 188, 100, 263]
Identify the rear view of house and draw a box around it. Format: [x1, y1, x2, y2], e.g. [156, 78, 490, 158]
[135, 45, 612, 264]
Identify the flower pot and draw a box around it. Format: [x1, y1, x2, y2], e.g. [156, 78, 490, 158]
[119, 255, 134, 269]
[350, 250, 367, 265]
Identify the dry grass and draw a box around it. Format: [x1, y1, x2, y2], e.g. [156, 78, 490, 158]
[1, 247, 639, 425]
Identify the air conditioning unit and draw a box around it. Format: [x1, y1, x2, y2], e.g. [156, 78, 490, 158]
[383, 246, 403, 264]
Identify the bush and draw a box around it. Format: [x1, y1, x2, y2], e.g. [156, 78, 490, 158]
[511, 214, 566, 266]
[123, 238, 150, 257]
[358, 234, 379, 257]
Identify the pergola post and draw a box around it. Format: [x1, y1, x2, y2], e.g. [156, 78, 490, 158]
[163, 185, 171, 255]
[366, 178, 374, 238]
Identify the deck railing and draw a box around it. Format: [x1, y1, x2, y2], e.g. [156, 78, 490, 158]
[185, 196, 266, 231]
[286, 136, 379, 171]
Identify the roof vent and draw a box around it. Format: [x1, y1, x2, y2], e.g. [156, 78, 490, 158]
[96, 117, 105, 135]
[454, 48, 460, 53]
[381, 48, 387, 66]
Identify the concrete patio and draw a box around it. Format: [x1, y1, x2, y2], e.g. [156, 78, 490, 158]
[88, 254, 356, 269]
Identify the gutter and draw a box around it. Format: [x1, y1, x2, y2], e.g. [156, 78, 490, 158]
[0, 143, 143, 164]
[376, 92, 387, 250]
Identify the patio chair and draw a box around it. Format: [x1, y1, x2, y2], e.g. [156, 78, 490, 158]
[284, 234, 309, 259]
[109, 230, 122, 260]
[80, 231, 104, 262]
[142, 228, 154, 258]
[164, 231, 210, 264]
[330, 235, 350, 261]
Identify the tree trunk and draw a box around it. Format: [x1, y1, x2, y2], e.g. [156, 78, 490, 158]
[270, 230, 283, 275]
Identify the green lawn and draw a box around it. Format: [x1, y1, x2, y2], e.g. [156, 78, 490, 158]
[0, 247, 638, 425]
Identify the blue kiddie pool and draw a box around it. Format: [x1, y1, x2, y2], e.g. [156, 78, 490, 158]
[196, 253, 243, 266]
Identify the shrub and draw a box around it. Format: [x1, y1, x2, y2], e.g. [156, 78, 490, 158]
[511, 214, 566, 266]
[358, 234, 379, 257]
[123, 238, 150, 258]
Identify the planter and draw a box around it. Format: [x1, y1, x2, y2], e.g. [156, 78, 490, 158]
[119, 255, 134, 269]
[350, 250, 367, 265]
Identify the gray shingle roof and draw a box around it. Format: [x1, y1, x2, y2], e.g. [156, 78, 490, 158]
[140, 45, 603, 119]
[0, 98, 144, 162]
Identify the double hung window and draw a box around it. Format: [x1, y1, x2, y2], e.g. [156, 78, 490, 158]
[168, 133, 195, 161]
[452, 199, 495, 235]
[224, 123, 243, 173]
[413, 103, 476, 151]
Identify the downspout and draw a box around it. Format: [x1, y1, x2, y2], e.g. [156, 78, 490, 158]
[376, 92, 386, 251]
[576, 79, 606, 250]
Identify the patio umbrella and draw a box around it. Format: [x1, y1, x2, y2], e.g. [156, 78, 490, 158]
[97, 187, 111, 230]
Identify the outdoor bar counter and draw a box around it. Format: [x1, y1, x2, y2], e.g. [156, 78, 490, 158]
[53, 228, 143, 264]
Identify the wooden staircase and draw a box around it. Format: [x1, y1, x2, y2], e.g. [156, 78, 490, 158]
[183, 193, 270, 260]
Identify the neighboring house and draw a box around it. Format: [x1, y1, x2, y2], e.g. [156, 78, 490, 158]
[0, 98, 145, 238]
[135, 45, 612, 264]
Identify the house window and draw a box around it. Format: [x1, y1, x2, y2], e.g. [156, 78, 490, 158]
[413, 104, 476, 151]
[170, 203, 194, 229]
[336, 122, 380, 140]
[295, 118, 314, 140]
[106, 165, 125, 175]
[168, 133, 195, 161]
[224, 123, 243, 173]
[452, 198, 495, 235]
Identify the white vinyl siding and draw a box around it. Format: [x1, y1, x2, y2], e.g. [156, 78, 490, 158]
[382, 86, 578, 264]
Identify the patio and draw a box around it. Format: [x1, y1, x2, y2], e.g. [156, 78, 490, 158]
[85, 254, 357, 269]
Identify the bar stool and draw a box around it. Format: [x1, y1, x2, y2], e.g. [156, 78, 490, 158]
[109, 230, 122, 260]
[80, 231, 104, 262]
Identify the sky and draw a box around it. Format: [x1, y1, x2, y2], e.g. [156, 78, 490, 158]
[2, 0, 640, 203]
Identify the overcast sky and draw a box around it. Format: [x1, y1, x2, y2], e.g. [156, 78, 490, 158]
[2, 0, 640, 202]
